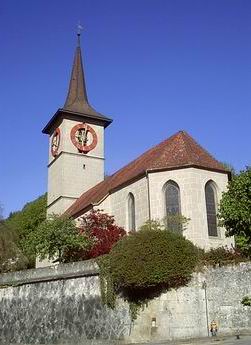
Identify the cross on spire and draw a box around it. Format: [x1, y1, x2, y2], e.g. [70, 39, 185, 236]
[42, 32, 112, 135]
[63, 30, 102, 117]
[77, 23, 83, 46]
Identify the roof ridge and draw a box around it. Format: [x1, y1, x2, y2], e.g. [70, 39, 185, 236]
[65, 130, 229, 218]
[177, 131, 195, 165]
[107, 131, 183, 179]
[180, 131, 225, 169]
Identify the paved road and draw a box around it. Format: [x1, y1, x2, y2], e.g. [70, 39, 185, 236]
[138, 335, 251, 345]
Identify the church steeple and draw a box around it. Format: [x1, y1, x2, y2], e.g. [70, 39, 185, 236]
[42, 33, 112, 135]
[63, 33, 108, 119]
[43, 32, 112, 218]
[63, 33, 94, 116]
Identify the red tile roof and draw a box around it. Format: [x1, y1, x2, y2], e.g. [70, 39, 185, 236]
[66, 130, 229, 218]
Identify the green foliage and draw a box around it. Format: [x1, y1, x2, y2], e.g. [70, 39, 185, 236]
[218, 167, 251, 255]
[241, 296, 251, 307]
[6, 194, 47, 265]
[200, 246, 248, 267]
[97, 255, 117, 309]
[109, 229, 199, 288]
[139, 215, 190, 234]
[97, 227, 199, 319]
[221, 162, 236, 176]
[0, 203, 3, 220]
[26, 214, 91, 263]
[164, 214, 190, 234]
[139, 219, 164, 232]
[0, 221, 28, 273]
[235, 235, 251, 256]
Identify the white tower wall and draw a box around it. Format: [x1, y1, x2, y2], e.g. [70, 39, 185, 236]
[47, 118, 105, 215]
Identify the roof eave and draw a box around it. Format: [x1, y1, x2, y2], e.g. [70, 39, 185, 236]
[66, 164, 231, 219]
[42, 108, 113, 134]
[146, 164, 231, 177]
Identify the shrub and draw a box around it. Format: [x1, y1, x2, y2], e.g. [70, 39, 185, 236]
[139, 215, 190, 235]
[98, 227, 200, 319]
[109, 229, 199, 289]
[164, 214, 190, 234]
[139, 219, 164, 232]
[67, 210, 126, 261]
[201, 246, 248, 267]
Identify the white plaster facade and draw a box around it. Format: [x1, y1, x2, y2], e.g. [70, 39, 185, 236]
[95, 176, 149, 231]
[47, 118, 105, 215]
[87, 167, 233, 250]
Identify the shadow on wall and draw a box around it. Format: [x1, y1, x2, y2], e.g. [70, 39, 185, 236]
[0, 293, 129, 343]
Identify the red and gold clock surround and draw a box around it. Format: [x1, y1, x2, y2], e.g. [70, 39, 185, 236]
[51, 127, 61, 157]
[70, 123, 98, 153]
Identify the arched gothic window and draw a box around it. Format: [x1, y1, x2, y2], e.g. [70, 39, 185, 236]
[164, 181, 181, 232]
[205, 181, 218, 237]
[128, 193, 136, 231]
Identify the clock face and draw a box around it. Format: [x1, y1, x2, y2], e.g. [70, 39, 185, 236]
[70, 123, 98, 153]
[51, 128, 61, 157]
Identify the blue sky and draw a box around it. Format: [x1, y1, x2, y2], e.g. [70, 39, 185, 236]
[0, 0, 250, 218]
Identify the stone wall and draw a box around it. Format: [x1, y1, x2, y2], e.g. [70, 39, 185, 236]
[0, 261, 250, 344]
[130, 262, 251, 343]
[0, 260, 130, 344]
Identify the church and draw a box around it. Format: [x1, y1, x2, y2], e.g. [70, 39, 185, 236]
[42, 34, 233, 251]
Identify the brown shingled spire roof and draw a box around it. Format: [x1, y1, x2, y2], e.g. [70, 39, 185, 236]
[65, 130, 230, 218]
[42, 34, 112, 135]
[63, 34, 102, 118]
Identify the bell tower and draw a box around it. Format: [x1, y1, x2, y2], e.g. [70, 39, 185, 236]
[42, 33, 112, 215]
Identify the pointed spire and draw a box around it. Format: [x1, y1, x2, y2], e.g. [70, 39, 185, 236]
[63, 33, 100, 117]
[42, 32, 112, 135]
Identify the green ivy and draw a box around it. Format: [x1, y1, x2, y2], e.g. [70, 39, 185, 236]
[97, 255, 116, 309]
[241, 296, 251, 307]
[97, 226, 200, 320]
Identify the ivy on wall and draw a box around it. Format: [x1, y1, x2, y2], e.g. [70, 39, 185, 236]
[241, 296, 251, 307]
[97, 227, 200, 319]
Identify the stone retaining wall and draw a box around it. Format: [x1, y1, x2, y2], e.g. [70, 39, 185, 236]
[0, 261, 251, 344]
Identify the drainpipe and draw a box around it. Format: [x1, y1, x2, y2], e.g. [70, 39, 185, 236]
[202, 281, 210, 337]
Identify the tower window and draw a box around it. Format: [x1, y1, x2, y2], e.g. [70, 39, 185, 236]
[128, 193, 136, 231]
[164, 181, 181, 232]
[205, 181, 218, 237]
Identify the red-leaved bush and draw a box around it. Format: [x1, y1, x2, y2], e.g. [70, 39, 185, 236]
[75, 209, 126, 260]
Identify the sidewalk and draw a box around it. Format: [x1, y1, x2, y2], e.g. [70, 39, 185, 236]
[135, 334, 251, 345]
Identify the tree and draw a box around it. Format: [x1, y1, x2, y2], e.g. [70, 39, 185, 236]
[221, 162, 236, 176]
[218, 167, 251, 253]
[0, 203, 3, 220]
[6, 194, 47, 264]
[26, 214, 90, 263]
[0, 221, 28, 273]
[67, 209, 126, 261]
